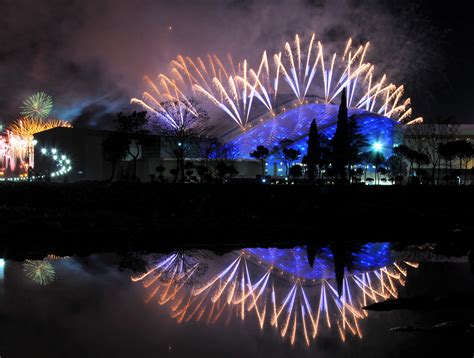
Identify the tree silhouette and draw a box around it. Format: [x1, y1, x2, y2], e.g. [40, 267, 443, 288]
[276, 139, 301, 176]
[370, 152, 385, 184]
[452, 140, 473, 184]
[250, 145, 270, 177]
[405, 118, 458, 184]
[102, 132, 129, 181]
[149, 98, 209, 183]
[305, 119, 321, 183]
[115, 111, 150, 182]
[195, 164, 209, 182]
[331, 88, 349, 181]
[289, 164, 303, 179]
[385, 154, 407, 184]
[184, 161, 195, 180]
[438, 141, 456, 183]
[347, 114, 369, 183]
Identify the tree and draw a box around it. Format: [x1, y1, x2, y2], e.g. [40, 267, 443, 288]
[275, 139, 301, 177]
[347, 114, 369, 183]
[115, 111, 150, 182]
[405, 118, 458, 184]
[184, 161, 195, 180]
[289, 164, 303, 179]
[305, 119, 321, 183]
[149, 98, 209, 183]
[250, 145, 270, 177]
[385, 154, 407, 184]
[282, 147, 301, 176]
[394, 144, 422, 179]
[438, 141, 456, 183]
[451, 140, 473, 184]
[195, 164, 209, 182]
[211, 142, 238, 181]
[331, 88, 350, 181]
[155, 165, 166, 182]
[370, 152, 385, 184]
[215, 162, 229, 181]
[102, 132, 129, 181]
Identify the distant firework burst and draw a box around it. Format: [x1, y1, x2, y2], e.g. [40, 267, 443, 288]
[20, 92, 54, 120]
[23, 259, 56, 285]
[132, 34, 423, 132]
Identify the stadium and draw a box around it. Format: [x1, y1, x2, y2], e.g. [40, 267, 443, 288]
[132, 34, 422, 177]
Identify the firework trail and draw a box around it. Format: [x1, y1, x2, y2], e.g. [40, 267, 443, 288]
[132, 34, 422, 132]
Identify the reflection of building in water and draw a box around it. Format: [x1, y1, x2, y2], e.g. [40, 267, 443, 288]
[133, 245, 418, 346]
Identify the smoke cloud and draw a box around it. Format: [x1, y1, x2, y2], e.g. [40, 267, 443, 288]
[0, 0, 444, 128]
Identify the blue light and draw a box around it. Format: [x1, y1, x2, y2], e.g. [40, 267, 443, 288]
[0, 258, 4, 280]
[372, 141, 383, 152]
[225, 103, 398, 160]
[246, 243, 392, 280]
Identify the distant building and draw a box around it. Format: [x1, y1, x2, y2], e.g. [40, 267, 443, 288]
[33, 127, 260, 182]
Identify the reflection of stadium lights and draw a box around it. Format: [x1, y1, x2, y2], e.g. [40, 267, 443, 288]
[0, 258, 5, 280]
[372, 142, 383, 152]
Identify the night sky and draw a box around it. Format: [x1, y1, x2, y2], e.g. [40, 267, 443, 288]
[0, 0, 472, 127]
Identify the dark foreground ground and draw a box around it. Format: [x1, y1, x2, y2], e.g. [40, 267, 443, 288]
[1, 182, 473, 260]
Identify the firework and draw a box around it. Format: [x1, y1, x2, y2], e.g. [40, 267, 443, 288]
[20, 92, 54, 120]
[132, 34, 422, 132]
[133, 247, 418, 346]
[5, 118, 72, 169]
[8, 118, 72, 141]
[23, 259, 56, 285]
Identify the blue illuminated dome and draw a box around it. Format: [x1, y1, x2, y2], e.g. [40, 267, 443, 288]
[224, 100, 398, 170]
[245, 243, 392, 282]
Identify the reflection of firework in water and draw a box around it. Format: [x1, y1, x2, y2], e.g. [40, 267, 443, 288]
[131, 252, 206, 305]
[132, 34, 422, 132]
[133, 247, 418, 346]
[23, 260, 56, 285]
[20, 92, 53, 120]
